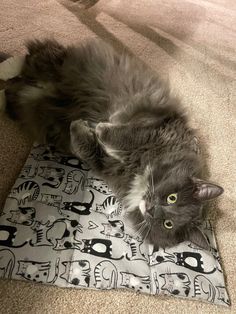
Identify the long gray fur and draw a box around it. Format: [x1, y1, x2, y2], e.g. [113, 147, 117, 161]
[5, 38, 224, 249]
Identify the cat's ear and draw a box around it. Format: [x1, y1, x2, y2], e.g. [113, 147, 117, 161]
[192, 178, 224, 201]
[188, 226, 210, 250]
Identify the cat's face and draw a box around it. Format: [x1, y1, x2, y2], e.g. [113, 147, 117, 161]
[125, 158, 223, 249]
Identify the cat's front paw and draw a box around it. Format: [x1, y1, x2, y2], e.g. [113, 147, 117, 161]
[71, 119, 90, 131]
[70, 119, 95, 157]
[95, 122, 113, 143]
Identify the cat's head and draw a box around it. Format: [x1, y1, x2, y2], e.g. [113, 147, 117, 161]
[125, 154, 223, 250]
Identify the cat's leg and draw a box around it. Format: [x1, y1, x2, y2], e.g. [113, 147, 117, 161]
[70, 119, 108, 170]
[96, 123, 202, 159]
[95, 122, 155, 151]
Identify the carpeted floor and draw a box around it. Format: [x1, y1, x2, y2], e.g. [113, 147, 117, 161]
[0, 0, 235, 313]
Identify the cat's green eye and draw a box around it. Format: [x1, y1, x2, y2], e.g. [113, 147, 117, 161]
[163, 219, 173, 230]
[167, 193, 178, 204]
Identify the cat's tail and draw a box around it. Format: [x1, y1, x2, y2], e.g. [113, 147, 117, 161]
[24, 39, 67, 80]
[4, 39, 67, 120]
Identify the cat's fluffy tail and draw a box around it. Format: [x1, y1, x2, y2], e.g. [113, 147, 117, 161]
[23, 39, 67, 80]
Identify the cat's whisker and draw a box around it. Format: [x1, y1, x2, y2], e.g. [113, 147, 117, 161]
[136, 218, 151, 238]
[138, 227, 151, 242]
[146, 186, 153, 201]
[132, 224, 146, 238]
[142, 223, 151, 242]
[134, 221, 150, 239]
[134, 219, 147, 227]
[150, 170, 154, 196]
[148, 154, 154, 194]
[133, 224, 146, 237]
[147, 187, 154, 204]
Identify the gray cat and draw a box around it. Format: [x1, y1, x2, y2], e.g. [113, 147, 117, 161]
[5, 39, 223, 249]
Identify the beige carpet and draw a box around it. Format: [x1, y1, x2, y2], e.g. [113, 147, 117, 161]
[0, 0, 235, 313]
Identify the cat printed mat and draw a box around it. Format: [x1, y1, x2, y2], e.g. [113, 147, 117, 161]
[0, 144, 230, 306]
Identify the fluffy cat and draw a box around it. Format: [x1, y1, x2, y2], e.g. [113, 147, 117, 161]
[5, 38, 224, 249]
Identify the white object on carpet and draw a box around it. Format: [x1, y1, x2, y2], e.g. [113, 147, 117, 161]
[0, 56, 25, 111]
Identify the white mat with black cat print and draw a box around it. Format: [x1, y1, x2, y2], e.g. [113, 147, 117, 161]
[0, 144, 230, 306]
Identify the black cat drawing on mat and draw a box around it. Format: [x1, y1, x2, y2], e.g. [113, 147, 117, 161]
[148, 249, 217, 274]
[59, 156, 90, 171]
[34, 147, 90, 171]
[81, 238, 124, 260]
[61, 190, 94, 216]
[174, 252, 217, 274]
[0, 225, 27, 248]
